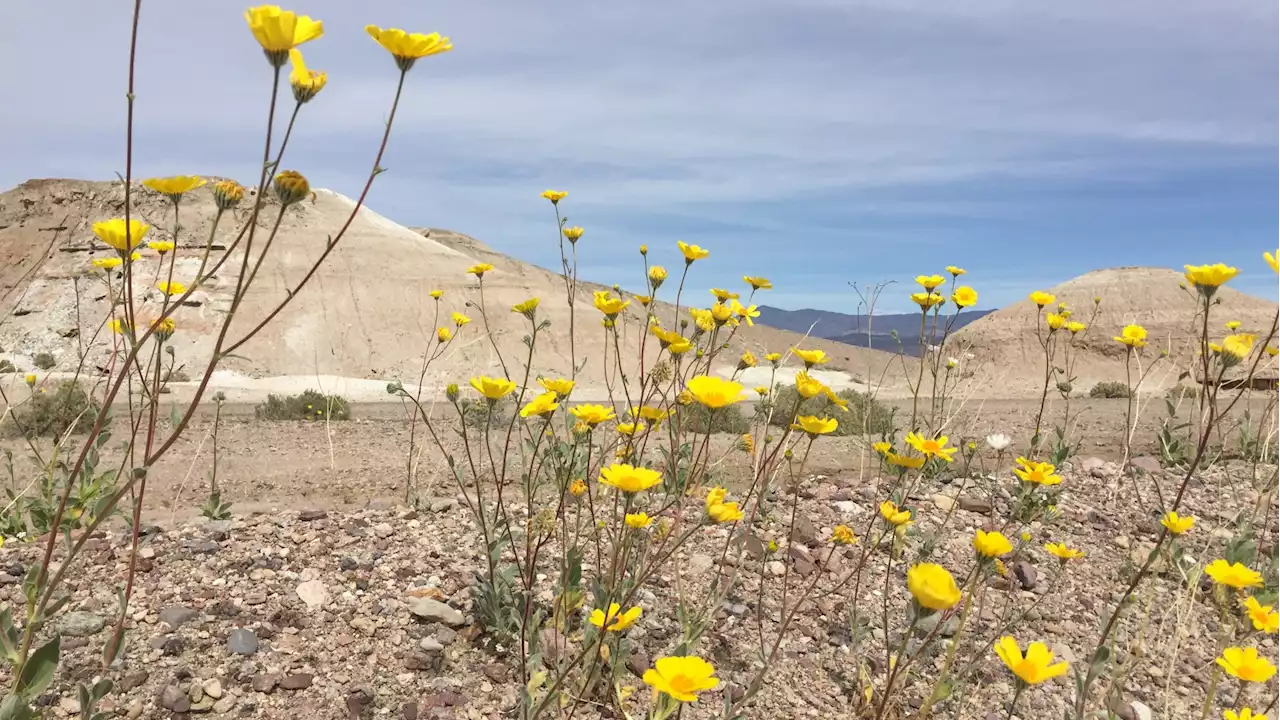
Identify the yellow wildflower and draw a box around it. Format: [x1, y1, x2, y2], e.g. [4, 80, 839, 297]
[793, 348, 829, 367]
[905, 432, 956, 462]
[974, 530, 1013, 558]
[287, 48, 327, 103]
[1221, 333, 1256, 361]
[599, 464, 662, 494]
[593, 291, 629, 317]
[616, 422, 646, 436]
[436, 327, 452, 343]
[871, 441, 891, 455]
[143, 176, 205, 203]
[710, 288, 738, 301]
[91, 257, 123, 270]
[1066, 321, 1087, 334]
[1225, 709, 1263, 720]
[512, 298, 540, 317]
[743, 275, 772, 290]
[148, 240, 175, 255]
[570, 404, 616, 426]
[911, 292, 945, 309]
[1044, 542, 1084, 561]
[452, 312, 471, 327]
[732, 300, 760, 326]
[994, 637, 1070, 685]
[93, 218, 149, 252]
[764, 352, 782, 365]
[916, 274, 945, 290]
[677, 241, 709, 263]
[792, 415, 838, 437]
[1160, 511, 1195, 535]
[541, 190, 567, 204]
[467, 263, 494, 278]
[365, 25, 452, 71]
[952, 286, 978, 308]
[643, 656, 719, 703]
[469, 376, 516, 401]
[624, 513, 654, 530]
[907, 563, 962, 611]
[1114, 324, 1147, 348]
[538, 377, 575, 397]
[1244, 596, 1280, 634]
[686, 376, 746, 409]
[739, 351, 757, 368]
[1184, 263, 1239, 292]
[946, 265, 966, 276]
[707, 501, 744, 524]
[1046, 313, 1067, 331]
[244, 5, 323, 66]
[1205, 560, 1263, 589]
[879, 501, 911, 526]
[1014, 457, 1062, 486]
[156, 281, 186, 296]
[212, 180, 244, 209]
[519, 392, 559, 418]
[1216, 647, 1276, 683]
[831, 525, 857, 545]
[1265, 249, 1279, 274]
[886, 452, 925, 470]
[648, 266, 668, 287]
[1029, 291, 1055, 307]
[568, 479, 587, 497]
[590, 603, 642, 631]
[562, 226, 584, 243]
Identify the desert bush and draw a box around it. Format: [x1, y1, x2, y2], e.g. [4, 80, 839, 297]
[458, 395, 513, 428]
[757, 383, 895, 435]
[679, 401, 750, 434]
[0, 359, 15, 373]
[255, 389, 351, 421]
[31, 352, 56, 370]
[8, 380, 99, 438]
[0, 7, 436, 716]
[1088, 380, 1130, 398]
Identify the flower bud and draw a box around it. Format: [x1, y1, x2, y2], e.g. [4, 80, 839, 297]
[446, 383, 460, 402]
[212, 180, 245, 210]
[273, 170, 311, 206]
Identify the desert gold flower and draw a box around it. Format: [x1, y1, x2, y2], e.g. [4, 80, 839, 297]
[737, 351, 758, 369]
[1221, 333, 1256, 361]
[705, 487, 727, 511]
[1114, 324, 1147, 348]
[470, 376, 516, 401]
[151, 316, 176, 340]
[1216, 647, 1276, 683]
[91, 257, 123, 270]
[245, 6, 323, 66]
[744, 275, 772, 290]
[677, 240, 709, 263]
[212, 180, 244, 209]
[886, 452, 925, 469]
[599, 464, 662, 494]
[994, 637, 1070, 685]
[632, 406, 671, 424]
[93, 218, 149, 253]
[668, 338, 694, 354]
[911, 292, 945, 309]
[148, 240, 175, 255]
[740, 432, 755, 455]
[1224, 709, 1263, 720]
[1184, 263, 1239, 292]
[624, 513, 654, 530]
[565, 479, 587, 499]
[634, 294, 653, 306]
[974, 530, 1013, 558]
[764, 352, 782, 365]
[792, 415, 838, 437]
[1226, 320, 1243, 331]
[1267, 345, 1279, 357]
[905, 432, 957, 462]
[593, 291, 629, 317]
[452, 311, 471, 327]
[648, 265, 668, 288]
[108, 317, 130, 335]
[616, 422, 646, 436]
[1244, 596, 1280, 634]
[273, 170, 310, 205]
[822, 387, 849, 413]
[952, 286, 978, 308]
[467, 263, 494, 278]
[436, 327, 452, 343]
[686, 375, 746, 409]
[879, 501, 912, 526]
[753, 386, 770, 398]
[643, 656, 719, 703]
[916, 274, 945, 290]
[541, 190, 567, 204]
[511, 298, 540, 319]
[1266, 249, 1279, 274]
[732, 300, 760, 325]
[946, 265, 966, 276]
[1014, 457, 1062, 486]
[705, 303, 732, 326]
[156, 281, 186, 296]
[793, 348, 829, 367]
[538, 377, 575, 397]
[285, 48, 327, 103]
[707, 501, 744, 524]
[1066, 321, 1087, 334]
[1029, 291, 1055, 307]
[1205, 559, 1264, 589]
[143, 176, 206, 203]
[24, 373, 37, 387]
[1160, 511, 1195, 535]
[710, 288, 738, 301]
[1046, 313, 1067, 331]
[519, 392, 559, 418]
[365, 25, 452, 71]
[570, 404, 616, 426]
[562, 226, 584, 243]
[1044, 542, 1084, 561]
[872, 441, 891, 455]
[831, 525, 857, 545]
[907, 563, 962, 611]
[591, 603, 642, 631]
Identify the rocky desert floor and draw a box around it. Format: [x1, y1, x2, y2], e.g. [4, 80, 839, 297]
[0, 395, 1276, 719]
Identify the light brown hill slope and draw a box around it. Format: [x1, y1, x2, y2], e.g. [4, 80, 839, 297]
[951, 267, 1278, 396]
[0, 179, 911, 402]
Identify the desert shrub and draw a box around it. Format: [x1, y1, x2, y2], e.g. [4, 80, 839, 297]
[459, 396, 514, 428]
[1088, 381, 1130, 398]
[679, 402, 751, 434]
[756, 383, 895, 435]
[0, 359, 14, 373]
[1165, 384, 1199, 401]
[254, 389, 351, 421]
[32, 352, 56, 370]
[8, 380, 99, 438]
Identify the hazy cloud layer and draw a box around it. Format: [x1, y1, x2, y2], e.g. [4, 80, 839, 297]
[2, 0, 1275, 310]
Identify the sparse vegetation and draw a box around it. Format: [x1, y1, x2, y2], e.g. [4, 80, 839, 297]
[7, 380, 99, 438]
[1089, 380, 1130, 398]
[31, 352, 56, 370]
[254, 389, 351, 422]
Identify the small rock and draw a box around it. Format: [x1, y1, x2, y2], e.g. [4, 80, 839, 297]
[373, 523, 395, 539]
[765, 561, 786, 577]
[159, 684, 190, 713]
[279, 673, 313, 690]
[1012, 561, 1038, 590]
[189, 540, 221, 554]
[1131, 457, 1163, 474]
[931, 494, 956, 513]
[119, 670, 149, 693]
[958, 496, 993, 514]
[251, 673, 280, 693]
[296, 580, 327, 609]
[227, 628, 259, 655]
[789, 514, 819, 546]
[299, 509, 328, 521]
[401, 700, 419, 720]
[350, 616, 376, 636]
[58, 697, 80, 714]
[159, 606, 200, 630]
[212, 697, 235, 714]
[408, 598, 465, 626]
[57, 612, 105, 637]
[203, 679, 223, 700]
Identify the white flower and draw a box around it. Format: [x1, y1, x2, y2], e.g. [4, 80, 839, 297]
[985, 433, 1011, 451]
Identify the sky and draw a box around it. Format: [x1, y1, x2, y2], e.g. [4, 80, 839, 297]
[1, 1, 1276, 313]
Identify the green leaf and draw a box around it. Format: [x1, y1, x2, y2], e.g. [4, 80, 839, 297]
[169, 404, 181, 429]
[17, 634, 59, 697]
[0, 695, 35, 720]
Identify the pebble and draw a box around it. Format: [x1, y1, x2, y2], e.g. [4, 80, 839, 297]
[296, 579, 328, 609]
[227, 628, 259, 655]
[408, 597, 465, 626]
[158, 606, 199, 629]
[280, 673, 314, 690]
[57, 611, 105, 637]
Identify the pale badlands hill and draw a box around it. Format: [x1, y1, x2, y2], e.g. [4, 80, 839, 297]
[951, 266, 1279, 395]
[0, 179, 912, 403]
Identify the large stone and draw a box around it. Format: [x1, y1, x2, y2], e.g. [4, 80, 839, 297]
[227, 628, 259, 655]
[958, 496, 993, 514]
[408, 598, 465, 626]
[298, 509, 328, 521]
[159, 685, 190, 713]
[279, 673, 313, 690]
[1012, 561, 1038, 590]
[57, 612, 105, 637]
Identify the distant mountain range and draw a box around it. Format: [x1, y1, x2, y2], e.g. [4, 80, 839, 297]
[755, 306, 994, 354]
